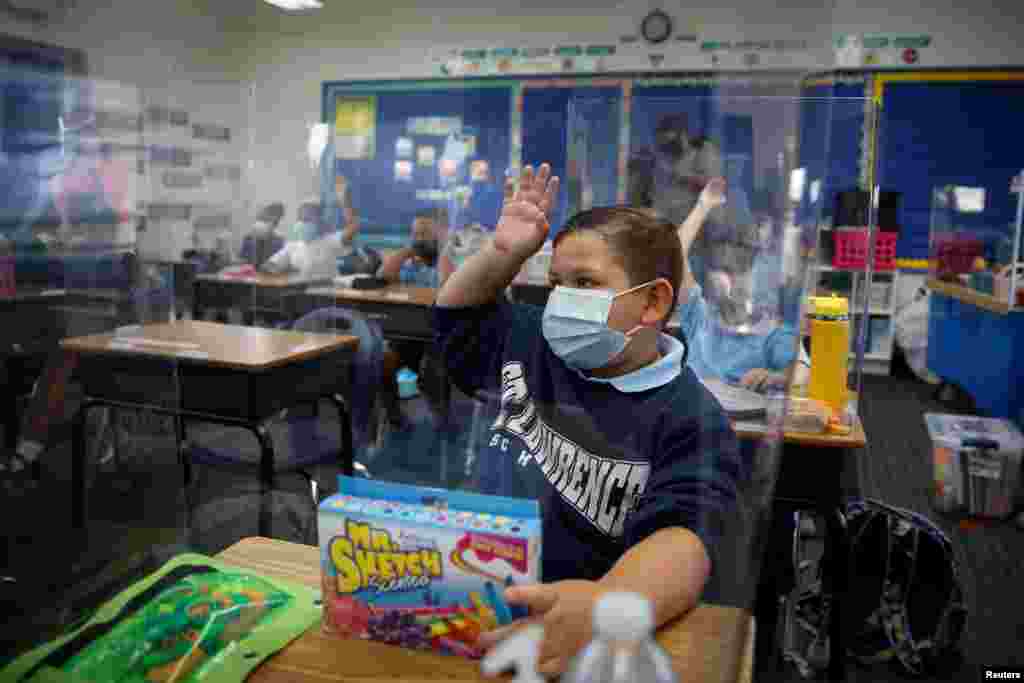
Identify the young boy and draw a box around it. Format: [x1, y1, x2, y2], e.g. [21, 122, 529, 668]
[262, 200, 351, 280]
[377, 208, 450, 428]
[377, 208, 448, 287]
[435, 164, 743, 675]
[677, 178, 809, 392]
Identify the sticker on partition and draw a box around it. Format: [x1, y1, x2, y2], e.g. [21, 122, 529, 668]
[395, 136, 414, 159]
[470, 160, 490, 182]
[417, 145, 436, 167]
[394, 160, 414, 182]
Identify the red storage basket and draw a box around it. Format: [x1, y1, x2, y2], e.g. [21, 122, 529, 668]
[832, 229, 897, 270]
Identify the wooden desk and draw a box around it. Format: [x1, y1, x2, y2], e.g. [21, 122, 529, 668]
[216, 537, 754, 683]
[194, 273, 332, 326]
[296, 284, 437, 342]
[61, 321, 359, 536]
[737, 415, 866, 682]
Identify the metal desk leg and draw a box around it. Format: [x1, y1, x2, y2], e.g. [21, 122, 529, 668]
[328, 394, 354, 477]
[823, 504, 849, 682]
[71, 400, 97, 532]
[250, 423, 276, 538]
[2, 357, 17, 452]
[191, 280, 202, 321]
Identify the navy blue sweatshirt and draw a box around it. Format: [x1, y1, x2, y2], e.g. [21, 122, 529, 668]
[434, 300, 745, 583]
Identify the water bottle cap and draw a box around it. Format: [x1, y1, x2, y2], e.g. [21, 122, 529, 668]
[593, 592, 654, 639]
[808, 293, 848, 317]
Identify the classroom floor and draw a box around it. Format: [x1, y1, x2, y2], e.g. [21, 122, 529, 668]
[2, 361, 1022, 680]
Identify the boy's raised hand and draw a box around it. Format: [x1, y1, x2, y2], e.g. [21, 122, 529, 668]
[494, 164, 560, 260]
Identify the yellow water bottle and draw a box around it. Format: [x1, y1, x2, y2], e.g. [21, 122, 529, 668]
[807, 294, 850, 417]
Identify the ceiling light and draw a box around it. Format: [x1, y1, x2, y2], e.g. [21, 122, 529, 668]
[263, 0, 323, 11]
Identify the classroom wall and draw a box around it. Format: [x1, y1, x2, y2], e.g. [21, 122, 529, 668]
[214, 0, 1024, 226]
[5, 0, 1024, 247]
[1, 1, 250, 260]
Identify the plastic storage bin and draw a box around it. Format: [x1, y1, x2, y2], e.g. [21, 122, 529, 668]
[924, 413, 1024, 518]
[832, 229, 897, 270]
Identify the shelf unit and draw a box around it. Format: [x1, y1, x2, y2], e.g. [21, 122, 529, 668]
[809, 262, 900, 376]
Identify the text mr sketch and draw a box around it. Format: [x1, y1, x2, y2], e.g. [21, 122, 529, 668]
[986, 672, 1022, 680]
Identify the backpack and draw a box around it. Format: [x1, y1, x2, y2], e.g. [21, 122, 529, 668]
[786, 499, 967, 678]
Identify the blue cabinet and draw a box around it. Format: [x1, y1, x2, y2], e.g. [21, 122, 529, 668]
[928, 290, 1024, 429]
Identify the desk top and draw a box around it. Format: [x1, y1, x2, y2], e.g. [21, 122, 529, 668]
[217, 537, 753, 683]
[60, 320, 358, 370]
[928, 277, 1024, 315]
[0, 288, 68, 304]
[733, 414, 867, 448]
[307, 284, 437, 307]
[197, 272, 332, 288]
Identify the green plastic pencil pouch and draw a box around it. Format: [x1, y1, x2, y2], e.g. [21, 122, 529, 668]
[1, 553, 320, 683]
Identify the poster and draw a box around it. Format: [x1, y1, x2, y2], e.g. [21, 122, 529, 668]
[334, 95, 376, 160]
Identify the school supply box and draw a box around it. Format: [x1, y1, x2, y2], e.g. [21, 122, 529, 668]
[319, 476, 542, 659]
[924, 413, 1024, 519]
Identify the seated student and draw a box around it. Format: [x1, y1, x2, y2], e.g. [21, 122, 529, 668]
[676, 178, 809, 392]
[239, 202, 286, 268]
[435, 163, 743, 675]
[376, 209, 449, 428]
[377, 208, 448, 287]
[261, 200, 352, 280]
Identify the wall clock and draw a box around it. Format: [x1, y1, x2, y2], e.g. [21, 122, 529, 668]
[641, 10, 673, 45]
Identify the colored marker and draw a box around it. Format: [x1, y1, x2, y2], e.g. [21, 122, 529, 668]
[504, 576, 529, 621]
[483, 582, 513, 626]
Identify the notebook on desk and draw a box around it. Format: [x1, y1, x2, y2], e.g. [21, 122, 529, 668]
[698, 376, 767, 420]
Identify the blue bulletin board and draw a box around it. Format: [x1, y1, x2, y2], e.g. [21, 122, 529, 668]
[323, 81, 514, 241]
[871, 73, 1024, 267]
[795, 78, 867, 228]
[322, 74, 788, 246]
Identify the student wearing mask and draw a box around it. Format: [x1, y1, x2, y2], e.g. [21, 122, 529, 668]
[628, 113, 724, 226]
[677, 178, 809, 392]
[377, 208, 449, 429]
[377, 208, 447, 287]
[436, 163, 743, 675]
[262, 200, 352, 280]
[239, 202, 285, 268]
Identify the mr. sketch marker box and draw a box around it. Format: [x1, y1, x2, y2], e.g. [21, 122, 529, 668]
[318, 476, 541, 658]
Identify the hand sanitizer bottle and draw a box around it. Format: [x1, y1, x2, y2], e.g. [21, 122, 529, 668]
[564, 592, 677, 683]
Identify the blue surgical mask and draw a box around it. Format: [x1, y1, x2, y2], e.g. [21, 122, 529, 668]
[289, 220, 319, 242]
[542, 281, 655, 371]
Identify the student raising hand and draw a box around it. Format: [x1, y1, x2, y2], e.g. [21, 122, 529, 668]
[437, 164, 559, 308]
[493, 164, 560, 260]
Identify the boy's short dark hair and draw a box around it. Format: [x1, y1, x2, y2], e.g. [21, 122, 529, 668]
[554, 206, 684, 326]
